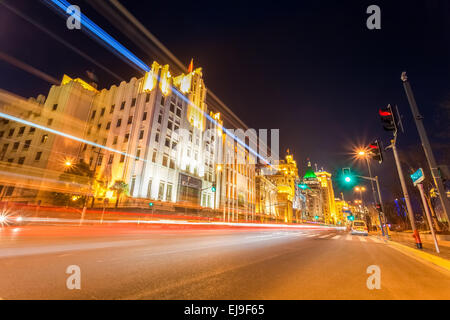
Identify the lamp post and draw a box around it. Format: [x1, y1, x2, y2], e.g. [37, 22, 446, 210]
[356, 150, 386, 237]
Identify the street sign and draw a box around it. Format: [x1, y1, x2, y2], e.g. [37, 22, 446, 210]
[410, 168, 424, 186]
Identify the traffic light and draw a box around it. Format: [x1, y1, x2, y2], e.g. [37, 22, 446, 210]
[369, 139, 383, 164]
[211, 183, 216, 192]
[148, 202, 154, 207]
[375, 203, 382, 212]
[379, 104, 397, 132]
[347, 215, 355, 221]
[343, 168, 352, 183]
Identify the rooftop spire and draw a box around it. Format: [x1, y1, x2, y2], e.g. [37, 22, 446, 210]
[187, 58, 194, 73]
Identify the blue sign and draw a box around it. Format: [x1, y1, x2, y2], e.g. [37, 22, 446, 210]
[410, 168, 424, 186]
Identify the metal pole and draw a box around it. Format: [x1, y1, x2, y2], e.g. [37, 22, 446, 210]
[391, 141, 422, 248]
[417, 183, 440, 253]
[401, 72, 450, 226]
[366, 157, 385, 236]
[375, 176, 389, 239]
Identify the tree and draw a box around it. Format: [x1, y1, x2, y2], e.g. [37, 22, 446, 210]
[110, 180, 129, 208]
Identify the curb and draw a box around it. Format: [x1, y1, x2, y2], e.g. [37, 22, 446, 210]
[384, 238, 450, 273]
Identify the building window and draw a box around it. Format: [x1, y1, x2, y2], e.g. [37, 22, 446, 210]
[169, 159, 175, 169]
[157, 114, 162, 124]
[139, 130, 144, 140]
[12, 142, 19, 151]
[160, 96, 165, 106]
[176, 108, 181, 117]
[2, 144, 8, 151]
[162, 154, 168, 167]
[136, 149, 141, 158]
[127, 116, 133, 124]
[52, 104, 58, 111]
[146, 93, 150, 103]
[41, 134, 48, 143]
[0, 131, 3, 138]
[158, 182, 165, 200]
[23, 140, 31, 150]
[155, 133, 159, 143]
[100, 108, 105, 116]
[113, 136, 118, 145]
[166, 184, 173, 201]
[110, 104, 115, 113]
[167, 121, 173, 130]
[120, 154, 125, 163]
[142, 112, 147, 121]
[47, 119, 53, 126]
[18, 127, 25, 136]
[120, 101, 125, 110]
[35, 152, 42, 161]
[8, 129, 14, 137]
[106, 122, 111, 129]
[165, 138, 170, 147]
[108, 154, 114, 164]
[90, 110, 96, 120]
[124, 133, 129, 143]
[116, 118, 122, 127]
[170, 101, 175, 113]
[29, 127, 35, 135]
[131, 98, 136, 107]
[152, 150, 157, 162]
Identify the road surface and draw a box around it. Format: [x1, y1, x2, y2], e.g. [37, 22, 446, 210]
[0, 224, 449, 299]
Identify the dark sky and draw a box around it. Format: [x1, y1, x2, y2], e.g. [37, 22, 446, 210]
[0, 0, 449, 202]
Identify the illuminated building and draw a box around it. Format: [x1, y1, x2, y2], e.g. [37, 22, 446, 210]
[0, 61, 256, 219]
[302, 160, 322, 222]
[315, 170, 336, 224]
[255, 164, 278, 221]
[268, 151, 299, 223]
[0, 76, 97, 201]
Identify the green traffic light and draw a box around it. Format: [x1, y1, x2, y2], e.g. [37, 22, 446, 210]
[345, 176, 351, 183]
[149, 202, 153, 207]
[211, 187, 216, 192]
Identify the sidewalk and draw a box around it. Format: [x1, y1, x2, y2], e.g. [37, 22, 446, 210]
[371, 231, 450, 272]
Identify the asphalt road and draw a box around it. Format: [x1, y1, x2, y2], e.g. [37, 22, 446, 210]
[1, 224, 449, 299]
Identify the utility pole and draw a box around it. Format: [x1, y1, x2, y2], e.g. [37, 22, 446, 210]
[364, 157, 386, 237]
[389, 138, 422, 248]
[417, 183, 440, 253]
[401, 72, 450, 227]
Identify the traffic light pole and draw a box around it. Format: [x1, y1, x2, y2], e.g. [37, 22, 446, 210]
[401, 72, 450, 227]
[390, 137, 422, 248]
[364, 157, 386, 237]
[356, 174, 387, 238]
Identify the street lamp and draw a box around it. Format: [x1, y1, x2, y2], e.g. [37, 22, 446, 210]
[354, 147, 387, 235]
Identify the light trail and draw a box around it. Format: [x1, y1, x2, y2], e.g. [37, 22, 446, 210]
[43, 0, 272, 166]
[0, 111, 145, 162]
[11, 215, 343, 231]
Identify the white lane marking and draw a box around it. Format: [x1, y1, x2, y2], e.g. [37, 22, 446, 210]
[318, 234, 330, 239]
[369, 236, 383, 243]
[332, 235, 341, 240]
[359, 237, 367, 242]
[346, 235, 352, 241]
[306, 234, 317, 238]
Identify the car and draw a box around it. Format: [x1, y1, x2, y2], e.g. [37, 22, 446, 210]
[351, 220, 368, 236]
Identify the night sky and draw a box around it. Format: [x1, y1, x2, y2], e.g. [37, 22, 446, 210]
[0, 0, 449, 202]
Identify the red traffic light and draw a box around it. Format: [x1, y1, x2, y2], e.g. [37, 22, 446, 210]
[379, 109, 392, 117]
